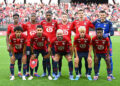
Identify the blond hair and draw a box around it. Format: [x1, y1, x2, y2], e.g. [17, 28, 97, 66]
[78, 26, 86, 32]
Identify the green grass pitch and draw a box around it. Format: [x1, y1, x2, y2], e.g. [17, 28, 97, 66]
[0, 36, 120, 86]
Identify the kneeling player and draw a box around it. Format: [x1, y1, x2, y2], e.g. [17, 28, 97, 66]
[9, 26, 27, 80]
[28, 25, 52, 80]
[92, 28, 112, 81]
[50, 29, 74, 80]
[74, 27, 92, 80]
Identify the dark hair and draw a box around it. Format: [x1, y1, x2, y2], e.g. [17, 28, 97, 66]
[96, 28, 103, 31]
[14, 26, 23, 32]
[99, 10, 106, 14]
[46, 10, 52, 15]
[78, 9, 84, 12]
[62, 12, 68, 16]
[13, 13, 19, 17]
[75, 12, 78, 15]
[37, 25, 43, 29]
[31, 13, 36, 16]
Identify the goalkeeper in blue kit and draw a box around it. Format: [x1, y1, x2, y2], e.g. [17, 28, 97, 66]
[93, 10, 115, 79]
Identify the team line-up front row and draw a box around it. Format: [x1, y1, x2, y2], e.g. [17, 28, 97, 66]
[9, 25, 112, 81]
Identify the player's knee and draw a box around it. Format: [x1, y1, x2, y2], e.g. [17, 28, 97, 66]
[105, 57, 110, 63]
[10, 57, 15, 64]
[74, 58, 79, 63]
[94, 59, 98, 65]
[53, 57, 59, 62]
[88, 58, 92, 64]
[67, 57, 72, 62]
[74, 61, 78, 67]
[22, 57, 26, 64]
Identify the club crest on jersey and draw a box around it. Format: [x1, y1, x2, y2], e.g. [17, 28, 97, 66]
[67, 25, 70, 28]
[20, 40, 23, 43]
[84, 40, 87, 43]
[52, 23, 54, 26]
[62, 42, 65, 45]
[102, 41, 105, 44]
[104, 24, 106, 27]
[84, 22, 87, 25]
[42, 38, 44, 41]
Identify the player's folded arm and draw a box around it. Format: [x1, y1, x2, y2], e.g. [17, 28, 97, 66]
[109, 22, 114, 36]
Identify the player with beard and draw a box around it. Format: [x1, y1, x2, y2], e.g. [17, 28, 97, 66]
[25, 13, 41, 77]
[41, 10, 57, 77]
[49, 29, 74, 80]
[28, 25, 52, 80]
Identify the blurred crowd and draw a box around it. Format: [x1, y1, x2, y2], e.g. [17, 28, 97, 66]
[0, 2, 120, 28]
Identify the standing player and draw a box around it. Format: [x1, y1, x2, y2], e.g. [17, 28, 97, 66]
[92, 28, 112, 81]
[50, 29, 74, 80]
[9, 26, 27, 80]
[71, 9, 94, 76]
[57, 13, 73, 77]
[93, 10, 115, 79]
[71, 9, 94, 35]
[41, 10, 57, 77]
[25, 13, 40, 77]
[6, 13, 27, 78]
[74, 27, 92, 80]
[28, 25, 52, 80]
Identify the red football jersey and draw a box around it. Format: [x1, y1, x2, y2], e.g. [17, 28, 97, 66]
[7, 23, 27, 35]
[50, 37, 72, 52]
[92, 36, 110, 54]
[25, 22, 41, 46]
[9, 33, 27, 53]
[57, 22, 73, 41]
[41, 20, 57, 41]
[31, 33, 50, 51]
[74, 34, 92, 52]
[71, 18, 94, 35]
